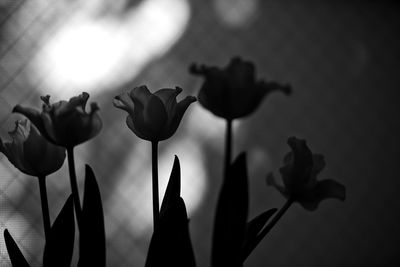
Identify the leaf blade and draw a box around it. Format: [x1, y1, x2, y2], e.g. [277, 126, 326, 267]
[78, 165, 106, 267]
[146, 197, 196, 267]
[43, 195, 75, 267]
[160, 155, 181, 214]
[212, 153, 249, 267]
[4, 229, 30, 267]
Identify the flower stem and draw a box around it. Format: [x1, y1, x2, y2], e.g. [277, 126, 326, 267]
[224, 119, 233, 179]
[242, 198, 293, 262]
[38, 176, 51, 241]
[151, 141, 160, 231]
[67, 146, 82, 230]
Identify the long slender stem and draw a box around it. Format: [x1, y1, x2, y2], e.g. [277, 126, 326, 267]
[38, 176, 51, 241]
[242, 199, 293, 262]
[67, 146, 82, 230]
[224, 119, 233, 179]
[151, 141, 160, 231]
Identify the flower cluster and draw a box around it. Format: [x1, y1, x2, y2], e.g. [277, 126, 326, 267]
[0, 57, 345, 267]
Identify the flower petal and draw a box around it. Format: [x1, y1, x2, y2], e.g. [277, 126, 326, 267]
[154, 87, 181, 106]
[130, 85, 152, 107]
[0, 120, 35, 175]
[298, 179, 346, 211]
[53, 92, 89, 116]
[311, 154, 326, 176]
[257, 81, 292, 96]
[126, 115, 149, 140]
[13, 105, 47, 137]
[315, 179, 346, 201]
[226, 57, 255, 87]
[153, 87, 182, 119]
[160, 95, 196, 140]
[113, 92, 135, 114]
[144, 95, 167, 135]
[285, 137, 314, 186]
[24, 124, 66, 176]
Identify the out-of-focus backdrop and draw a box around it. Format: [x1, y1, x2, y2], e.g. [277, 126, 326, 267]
[0, 0, 399, 266]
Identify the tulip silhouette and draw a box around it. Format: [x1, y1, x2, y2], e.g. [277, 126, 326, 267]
[113, 85, 196, 142]
[0, 120, 65, 177]
[114, 85, 196, 231]
[13, 92, 102, 149]
[0, 120, 66, 240]
[190, 57, 291, 120]
[190, 57, 291, 179]
[13, 92, 102, 230]
[267, 136, 346, 210]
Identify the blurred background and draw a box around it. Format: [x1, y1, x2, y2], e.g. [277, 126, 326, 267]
[0, 0, 399, 266]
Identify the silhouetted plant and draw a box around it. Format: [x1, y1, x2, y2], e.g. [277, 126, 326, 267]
[190, 56, 291, 178]
[14, 92, 102, 230]
[0, 120, 66, 241]
[145, 156, 196, 267]
[1, 57, 345, 267]
[113, 85, 196, 230]
[242, 136, 346, 261]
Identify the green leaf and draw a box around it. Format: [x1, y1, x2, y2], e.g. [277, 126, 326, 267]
[160, 155, 181, 214]
[43, 195, 75, 267]
[3, 229, 30, 267]
[78, 165, 106, 267]
[241, 208, 277, 260]
[212, 153, 249, 267]
[145, 197, 196, 267]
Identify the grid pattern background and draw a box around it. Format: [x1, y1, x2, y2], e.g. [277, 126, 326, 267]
[1, 1, 400, 266]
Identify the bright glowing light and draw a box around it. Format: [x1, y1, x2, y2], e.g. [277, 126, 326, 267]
[32, 0, 190, 99]
[106, 138, 207, 236]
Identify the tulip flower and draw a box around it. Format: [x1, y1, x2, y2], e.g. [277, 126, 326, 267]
[242, 137, 346, 261]
[267, 136, 346, 211]
[113, 85, 196, 142]
[13, 92, 102, 230]
[0, 120, 65, 177]
[114, 85, 196, 231]
[13, 92, 102, 148]
[0, 120, 66, 240]
[190, 57, 291, 120]
[190, 57, 291, 179]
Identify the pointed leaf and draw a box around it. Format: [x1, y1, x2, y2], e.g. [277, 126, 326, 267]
[160, 155, 181, 214]
[146, 197, 196, 267]
[78, 165, 106, 267]
[241, 208, 277, 260]
[212, 153, 248, 267]
[4, 229, 30, 267]
[43, 195, 75, 267]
